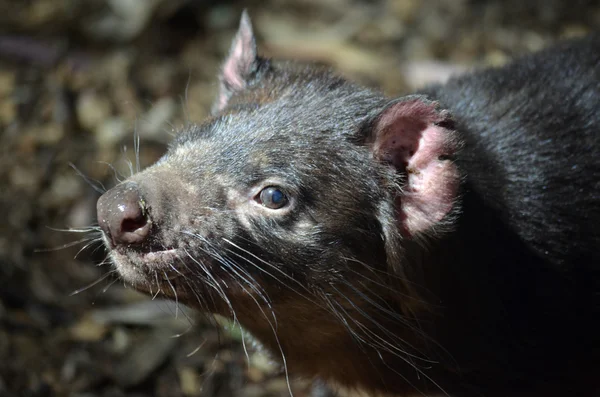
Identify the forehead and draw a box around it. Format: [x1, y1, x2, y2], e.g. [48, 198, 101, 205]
[167, 74, 384, 185]
[172, 106, 349, 175]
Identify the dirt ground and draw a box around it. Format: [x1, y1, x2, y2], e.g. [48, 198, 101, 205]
[0, 0, 598, 396]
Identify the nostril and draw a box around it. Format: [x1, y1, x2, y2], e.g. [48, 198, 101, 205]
[121, 215, 147, 234]
[117, 209, 151, 245]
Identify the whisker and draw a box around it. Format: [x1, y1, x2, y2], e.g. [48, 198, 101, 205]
[101, 276, 120, 293]
[186, 338, 207, 357]
[221, 238, 325, 309]
[69, 162, 106, 194]
[69, 270, 118, 295]
[236, 316, 251, 365]
[120, 145, 135, 178]
[179, 231, 273, 306]
[220, 258, 273, 312]
[183, 278, 209, 312]
[331, 283, 433, 363]
[153, 272, 163, 300]
[134, 121, 141, 174]
[88, 241, 110, 257]
[163, 270, 179, 317]
[34, 236, 101, 253]
[178, 251, 220, 292]
[182, 248, 236, 320]
[74, 239, 105, 259]
[45, 225, 102, 233]
[229, 272, 293, 397]
[321, 293, 370, 347]
[196, 237, 272, 306]
[181, 70, 192, 128]
[175, 231, 280, 370]
[170, 322, 195, 339]
[340, 280, 415, 330]
[328, 294, 449, 397]
[95, 160, 125, 183]
[341, 256, 427, 292]
[327, 298, 426, 391]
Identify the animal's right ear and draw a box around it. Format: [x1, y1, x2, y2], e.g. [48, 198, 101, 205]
[212, 11, 262, 114]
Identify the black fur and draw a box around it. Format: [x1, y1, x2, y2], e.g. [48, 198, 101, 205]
[97, 32, 600, 397]
[411, 35, 600, 395]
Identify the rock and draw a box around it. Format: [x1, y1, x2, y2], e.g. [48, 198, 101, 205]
[401, 60, 468, 90]
[46, 173, 83, 208]
[178, 366, 202, 396]
[112, 327, 178, 387]
[91, 300, 193, 330]
[82, 0, 164, 42]
[77, 91, 112, 132]
[140, 97, 177, 142]
[9, 165, 41, 194]
[0, 70, 15, 97]
[70, 315, 108, 342]
[94, 117, 128, 149]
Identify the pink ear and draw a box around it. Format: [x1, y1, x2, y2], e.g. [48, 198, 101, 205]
[214, 10, 258, 113]
[370, 97, 461, 236]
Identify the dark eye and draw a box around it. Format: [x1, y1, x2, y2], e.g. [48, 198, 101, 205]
[259, 186, 288, 209]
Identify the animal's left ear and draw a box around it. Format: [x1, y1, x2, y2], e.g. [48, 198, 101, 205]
[213, 10, 261, 114]
[364, 96, 461, 237]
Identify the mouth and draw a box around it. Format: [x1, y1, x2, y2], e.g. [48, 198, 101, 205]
[107, 244, 223, 308]
[109, 246, 184, 283]
[139, 248, 179, 263]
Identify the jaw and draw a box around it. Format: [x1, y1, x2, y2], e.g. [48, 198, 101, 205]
[107, 247, 211, 309]
[232, 299, 440, 396]
[109, 247, 186, 293]
[108, 245, 277, 316]
[107, 244, 441, 395]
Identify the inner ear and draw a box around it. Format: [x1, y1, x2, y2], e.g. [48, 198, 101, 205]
[213, 10, 259, 114]
[367, 96, 461, 237]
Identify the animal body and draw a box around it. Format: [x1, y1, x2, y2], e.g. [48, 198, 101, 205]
[96, 13, 600, 397]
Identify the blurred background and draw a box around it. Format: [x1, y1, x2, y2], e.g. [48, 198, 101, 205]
[0, 0, 598, 396]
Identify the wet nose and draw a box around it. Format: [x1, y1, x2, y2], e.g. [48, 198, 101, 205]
[97, 182, 151, 247]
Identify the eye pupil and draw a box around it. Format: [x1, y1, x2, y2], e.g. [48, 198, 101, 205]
[260, 187, 288, 209]
[271, 189, 283, 203]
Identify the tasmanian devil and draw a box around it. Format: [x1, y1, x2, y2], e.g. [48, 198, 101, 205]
[96, 12, 600, 397]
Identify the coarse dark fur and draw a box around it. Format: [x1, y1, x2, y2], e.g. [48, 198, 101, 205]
[96, 13, 600, 397]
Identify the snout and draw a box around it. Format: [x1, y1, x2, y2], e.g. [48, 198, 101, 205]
[97, 182, 152, 248]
